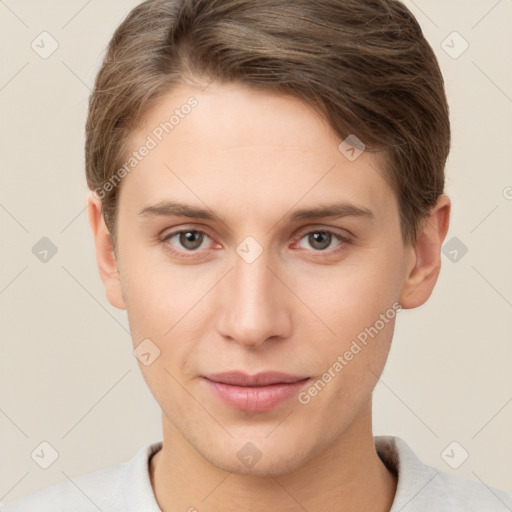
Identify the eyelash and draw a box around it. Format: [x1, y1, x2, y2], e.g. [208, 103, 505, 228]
[159, 227, 352, 258]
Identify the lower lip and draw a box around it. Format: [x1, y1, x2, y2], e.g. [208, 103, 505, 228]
[202, 378, 311, 412]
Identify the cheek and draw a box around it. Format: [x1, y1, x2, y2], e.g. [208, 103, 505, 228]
[119, 244, 216, 387]
[288, 244, 403, 406]
[292, 248, 403, 340]
[119, 241, 209, 333]
[120, 255, 205, 410]
[297, 305, 397, 422]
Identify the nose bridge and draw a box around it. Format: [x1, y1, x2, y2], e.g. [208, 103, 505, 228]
[217, 242, 290, 345]
[233, 248, 274, 302]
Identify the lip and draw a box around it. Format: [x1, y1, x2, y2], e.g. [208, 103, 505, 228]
[202, 371, 311, 412]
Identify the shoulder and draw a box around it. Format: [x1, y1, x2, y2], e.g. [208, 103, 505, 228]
[1, 442, 162, 512]
[432, 469, 512, 510]
[375, 435, 512, 511]
[1, 463, 124, 512]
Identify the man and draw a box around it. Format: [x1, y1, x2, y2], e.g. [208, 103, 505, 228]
[3, 0, 511, 510]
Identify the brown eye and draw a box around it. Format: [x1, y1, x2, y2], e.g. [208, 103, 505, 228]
[162, 230, 210, 252]
[307, 231, 332, 250]
[178, 231, 204, 250]
[294, 228, 351, 254]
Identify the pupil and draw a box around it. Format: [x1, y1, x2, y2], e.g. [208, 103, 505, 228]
[309, 232, 331, 250]
[181, 231, 203, 250]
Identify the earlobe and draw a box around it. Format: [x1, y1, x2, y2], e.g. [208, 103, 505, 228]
[87, 191, 126, 310]
[399, 194, 451, 309]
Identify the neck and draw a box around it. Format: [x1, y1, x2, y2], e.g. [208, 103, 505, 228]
[150, 400, 397, 512]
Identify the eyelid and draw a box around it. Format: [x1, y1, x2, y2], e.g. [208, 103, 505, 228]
[292, 225, 354, 242]
[159, 224, 353, 257]
[161, 227, 217, 247]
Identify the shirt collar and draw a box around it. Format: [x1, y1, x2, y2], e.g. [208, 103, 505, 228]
[123, 440, 163, 512]
[375, 435, 450, 511]
[122, 436, 448, 511]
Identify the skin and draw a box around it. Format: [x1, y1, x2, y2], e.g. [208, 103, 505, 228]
[88, 80, 450, 512]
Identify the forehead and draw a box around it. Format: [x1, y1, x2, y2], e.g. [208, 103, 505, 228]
[119, 82, 395, 221]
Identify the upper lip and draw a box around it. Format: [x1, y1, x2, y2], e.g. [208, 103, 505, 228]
[202, 371, 309, 387]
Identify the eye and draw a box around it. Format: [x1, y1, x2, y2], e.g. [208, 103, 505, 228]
[161, 229, 215, 253]
[159, 227, 351, 258]
[295, 229, 351, 252]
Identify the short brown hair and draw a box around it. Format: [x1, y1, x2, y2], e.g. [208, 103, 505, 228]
[85, 0, 450, 251]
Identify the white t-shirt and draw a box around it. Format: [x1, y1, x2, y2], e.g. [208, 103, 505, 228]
[2, 436, 511, 511]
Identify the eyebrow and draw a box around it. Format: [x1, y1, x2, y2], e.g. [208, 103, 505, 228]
[138, 200, 374, 223]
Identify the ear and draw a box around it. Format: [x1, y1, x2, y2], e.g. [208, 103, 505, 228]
[399, 194, 451, 309]
[87, 191, 126, 310]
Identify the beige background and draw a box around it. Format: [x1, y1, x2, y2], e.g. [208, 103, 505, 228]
[1, 0, 511, 504]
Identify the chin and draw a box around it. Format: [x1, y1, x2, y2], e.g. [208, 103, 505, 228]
[194, 433, 314, 477]
[211, 449, 307, 477]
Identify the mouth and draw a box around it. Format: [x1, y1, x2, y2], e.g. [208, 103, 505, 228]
[201, 371, 311, 412]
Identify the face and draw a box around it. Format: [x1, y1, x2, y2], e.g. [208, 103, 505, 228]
[102, 81, 415, 475]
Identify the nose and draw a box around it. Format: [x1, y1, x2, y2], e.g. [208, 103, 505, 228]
[215, 248, 292, 348]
